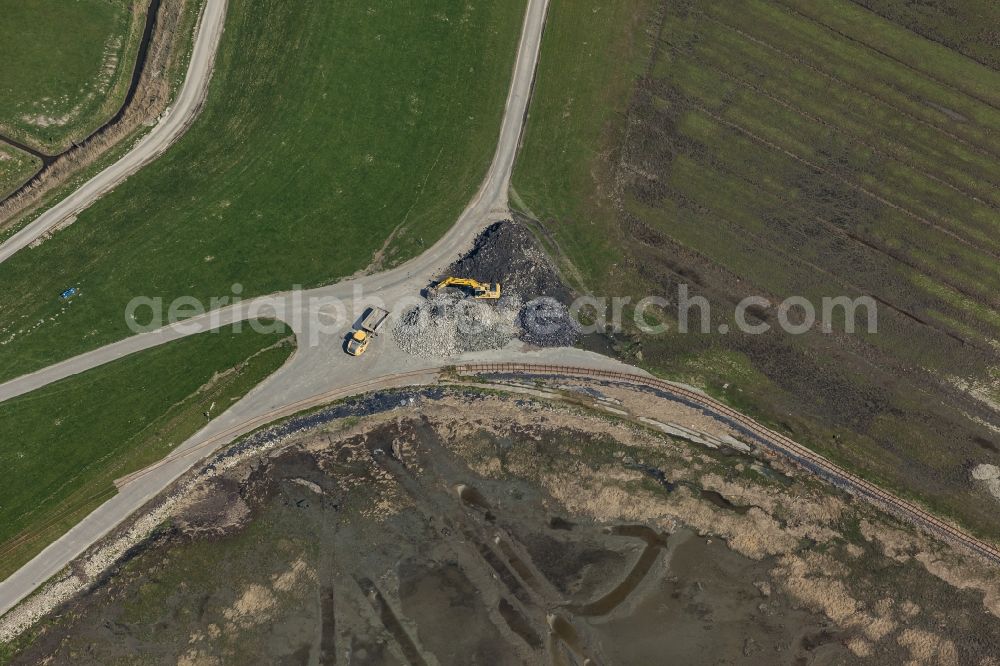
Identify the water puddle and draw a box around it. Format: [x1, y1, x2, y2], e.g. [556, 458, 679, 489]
[568, 525, 668, 617]
[631, 462, 752, 514]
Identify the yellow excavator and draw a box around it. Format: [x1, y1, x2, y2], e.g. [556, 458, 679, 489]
[427, 277, 501, 299]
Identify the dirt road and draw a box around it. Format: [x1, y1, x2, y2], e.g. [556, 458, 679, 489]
[0, 0, 228, 263]
[1, 0, 995, 627]
[0, 0, 551, 617]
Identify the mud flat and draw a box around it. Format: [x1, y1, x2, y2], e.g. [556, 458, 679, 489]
[4, 383, 1000, 664]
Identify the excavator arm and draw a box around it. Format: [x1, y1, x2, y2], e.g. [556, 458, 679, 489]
[431, 277, 501, 299]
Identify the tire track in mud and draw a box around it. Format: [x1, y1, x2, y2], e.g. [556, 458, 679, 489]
[822, 220, 1000, 311]
[684, 155, 997, 348]
[664, 42, 1000, 208]
[355, 577, 428, 666]
[691, 102, 1000, 261]
[844, 0, 1000, 73]
[649, 104, 1000, 313]
[699, 12, 1000, 163]
[363, 424, 549, 660]
[365, 418, 672, 662]
[621, 132, 998, 352]
[770, 0, 1000, 113]
[0, 0, 164, 204]
[700, 152, 1000, 343]
[650, 167, 996, 349]
[632, 61, 1000, 297]
[319, 584, 336, 664]
[655, 111, 1000, 300]
[566, 525, 667, 617]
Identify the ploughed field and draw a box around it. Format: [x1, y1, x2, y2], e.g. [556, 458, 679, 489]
[514, 0, 1000, 538]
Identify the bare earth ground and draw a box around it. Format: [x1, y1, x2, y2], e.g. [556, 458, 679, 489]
[5, 382, 1000, 664]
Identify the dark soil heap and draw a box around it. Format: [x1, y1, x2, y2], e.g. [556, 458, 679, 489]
[447, 220, 573, 303]
[444, 220, 578, 347]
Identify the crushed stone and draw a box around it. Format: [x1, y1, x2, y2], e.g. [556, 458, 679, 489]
[392, 220, 578, 356]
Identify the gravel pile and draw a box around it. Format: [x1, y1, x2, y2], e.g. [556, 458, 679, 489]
[393, 220, 579, 357]
[518, 296, 578, 347]
[392, 293, 522, 357]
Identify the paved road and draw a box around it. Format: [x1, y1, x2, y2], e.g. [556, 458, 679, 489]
[0, 0, 547, 405]
[0, 0, 551, 617]
[0, 0, 229, 264]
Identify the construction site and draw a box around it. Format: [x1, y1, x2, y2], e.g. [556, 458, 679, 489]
[390, 220, 579, 358]
[2, 0, 999, 661]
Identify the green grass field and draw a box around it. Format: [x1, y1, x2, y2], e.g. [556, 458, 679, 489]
[513, 0, 659, 283]
[514, 0, 1000, 538]
[0, 0, 525, 383]
[0, 0, 205, 241]
[0, 0, 145, 153]
[0, 324, 294, 579]
[851, 0, 1000, 70]
[0, 145, 40, 198]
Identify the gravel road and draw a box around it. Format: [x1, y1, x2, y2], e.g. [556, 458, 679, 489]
[0, 0, 229, 264]
[0, 0, 552, 617]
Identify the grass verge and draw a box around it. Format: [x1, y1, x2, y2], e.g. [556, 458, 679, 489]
[0, 0, 526, 383]
[0, 147, 39, 200]
[0, 0, 205, 231]
[0, 0, 146, 153]
[0, 323, 295, 579]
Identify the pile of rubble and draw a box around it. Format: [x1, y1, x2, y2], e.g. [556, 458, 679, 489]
[518, 296, 578, 347]
[392, 220, 579, 357]
[392, 293, 522, 357]
[448, 219, 573, 303]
